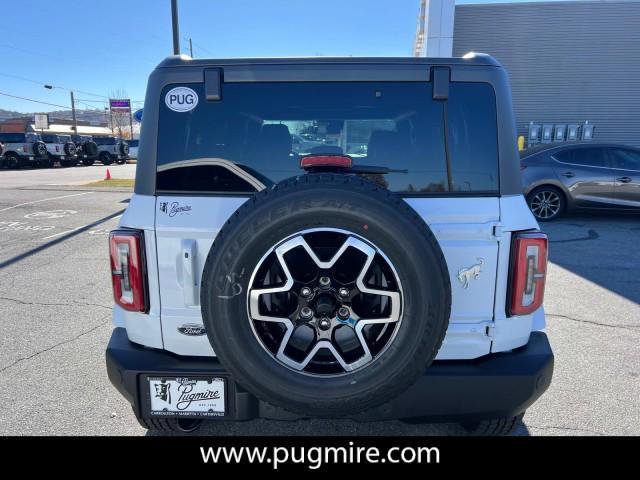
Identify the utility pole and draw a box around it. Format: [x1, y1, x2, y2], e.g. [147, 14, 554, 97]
[171, 0, 180, 55]
[189, 38, 193, 57]
[70, 91, 78, 136]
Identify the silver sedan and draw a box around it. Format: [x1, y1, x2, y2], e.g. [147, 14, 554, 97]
[521, 143, 640, 221]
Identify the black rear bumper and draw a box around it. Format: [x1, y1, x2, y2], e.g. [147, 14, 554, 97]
[106, 327, 553, 423]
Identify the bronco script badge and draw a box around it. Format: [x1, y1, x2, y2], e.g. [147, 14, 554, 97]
[457, 258, 484, 289]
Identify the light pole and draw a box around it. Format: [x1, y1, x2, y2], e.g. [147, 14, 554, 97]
[44, 84, 77, 136]
[171, 0, 180, 55]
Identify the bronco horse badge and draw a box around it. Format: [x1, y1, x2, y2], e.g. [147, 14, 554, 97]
[457, 258, 484, 289]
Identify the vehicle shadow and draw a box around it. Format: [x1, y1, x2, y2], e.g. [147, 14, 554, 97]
[144, 418, 532, 436]
[541, 211, 640, 305]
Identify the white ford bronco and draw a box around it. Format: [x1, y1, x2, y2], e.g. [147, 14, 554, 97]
[94, 136, 130, 166]
[106, 53, 553, 435]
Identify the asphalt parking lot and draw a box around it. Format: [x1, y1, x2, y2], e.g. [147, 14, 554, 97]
[0, 165, 638, 436]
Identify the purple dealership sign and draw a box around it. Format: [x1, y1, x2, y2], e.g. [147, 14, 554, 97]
[110, 99, 131, 110]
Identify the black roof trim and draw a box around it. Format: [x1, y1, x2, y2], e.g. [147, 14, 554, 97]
[155, 52, 501, 69]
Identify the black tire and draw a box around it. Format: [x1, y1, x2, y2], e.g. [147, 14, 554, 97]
[200, 174, 451, 418]
[63, 142, 76, 156]
[100, 152, 113, 166]
[527, 185, 565, 222]
[68, 157, 79, 167]
[134, 412, 202, 433]
[120, 142, 130, 156]
[82, 157, 95, 166]
[5, 153, 20, 169]
[84, 141, 98, 157]
[461, 413, 524, 436]
[32, 141, 48, 158]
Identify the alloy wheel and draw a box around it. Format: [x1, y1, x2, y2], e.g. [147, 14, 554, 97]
[247, 228, 403, 377]
[530, 190, 561, 219]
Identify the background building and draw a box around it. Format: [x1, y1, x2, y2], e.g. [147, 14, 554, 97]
[452, 0, 640, 148]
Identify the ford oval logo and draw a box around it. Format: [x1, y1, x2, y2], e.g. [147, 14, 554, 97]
[177, 323, 207, 336]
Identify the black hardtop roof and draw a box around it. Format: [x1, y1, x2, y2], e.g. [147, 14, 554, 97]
[155, 52, 501, 69]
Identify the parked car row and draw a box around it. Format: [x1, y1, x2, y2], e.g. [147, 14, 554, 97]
[522, 142, 640, 221]
[0, 132, 132, 169]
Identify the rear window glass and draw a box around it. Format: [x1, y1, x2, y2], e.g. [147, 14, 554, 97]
[94, 137, 116, 145]
[41, 134, 59, 143]
[156, 81, 498, 195]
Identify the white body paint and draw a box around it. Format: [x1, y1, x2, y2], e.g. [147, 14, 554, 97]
[114, 193, 543, 360]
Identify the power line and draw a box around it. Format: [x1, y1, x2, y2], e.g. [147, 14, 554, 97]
[0, 71, 109, 99]
[182, 36, 214, 57]
[0, 91, 70, 110]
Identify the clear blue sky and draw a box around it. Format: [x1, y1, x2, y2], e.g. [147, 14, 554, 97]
[0, 0, 569, 113]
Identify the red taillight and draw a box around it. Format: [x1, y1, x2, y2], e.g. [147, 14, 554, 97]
[109, 229, 148, 312]
[300, 154, 353, 169]
[508, 232, 548, 316]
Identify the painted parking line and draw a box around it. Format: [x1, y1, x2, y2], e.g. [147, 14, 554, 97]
[0, 191, 93, 213]
[41, 227, 83, 240]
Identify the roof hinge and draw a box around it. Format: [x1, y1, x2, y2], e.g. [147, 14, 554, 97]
[485, 325, 496, 338]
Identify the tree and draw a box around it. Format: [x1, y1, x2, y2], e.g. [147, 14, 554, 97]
[108, 89, 133, 139]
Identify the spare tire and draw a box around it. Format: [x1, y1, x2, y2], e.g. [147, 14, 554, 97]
[84, 141, 98, 157]
[200, 174, 451, 417]
[33, 141, 48, 158]
[120, 142, 129, 156]
[64, 142, 76, 156]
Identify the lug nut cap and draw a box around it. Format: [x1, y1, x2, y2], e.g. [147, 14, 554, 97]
[319, 276, 331, 288]
[338, 306, 350, 320]
[300, 307, 313, 320]
[318, 317, 331, 330]
[338, 287, 350, 298]
[300, 287, 312, 297]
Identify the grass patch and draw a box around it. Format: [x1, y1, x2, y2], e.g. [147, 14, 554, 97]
[85, 178, 134, 188]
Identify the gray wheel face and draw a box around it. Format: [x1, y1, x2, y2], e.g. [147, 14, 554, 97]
[247, 228, 403, 377]
[529, 189, 562, 220]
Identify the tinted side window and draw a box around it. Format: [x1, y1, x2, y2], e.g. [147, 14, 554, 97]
[610, 149, 640, 171]
[554, 148, 608, 167]
[0, 133, 25, 142]
[446, 83, 499, 192]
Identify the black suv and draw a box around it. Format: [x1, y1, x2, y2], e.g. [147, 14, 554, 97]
[72, 135, 99, 166]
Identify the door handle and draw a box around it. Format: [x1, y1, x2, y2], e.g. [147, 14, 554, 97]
[561, 171, 575, 178]
[617, 176, 632, 183]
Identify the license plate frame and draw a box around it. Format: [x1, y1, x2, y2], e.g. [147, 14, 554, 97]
[146, 376, 226, 418]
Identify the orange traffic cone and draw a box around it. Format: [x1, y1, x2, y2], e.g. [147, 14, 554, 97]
[105, 168, 112, 180]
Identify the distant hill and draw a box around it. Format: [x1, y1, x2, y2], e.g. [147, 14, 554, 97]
[0, 108, 117, 126]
